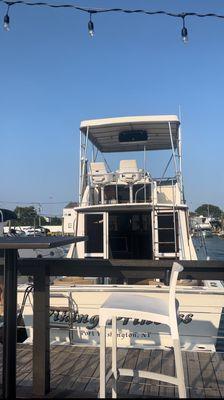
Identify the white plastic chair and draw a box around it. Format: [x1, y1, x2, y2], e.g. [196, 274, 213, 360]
[90, 162, 113, 185]
[99, 262, 186, 398]
[117, 159, 142, 184]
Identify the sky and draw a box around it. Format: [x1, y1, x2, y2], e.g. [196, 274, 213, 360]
[1, 0, 224, 216]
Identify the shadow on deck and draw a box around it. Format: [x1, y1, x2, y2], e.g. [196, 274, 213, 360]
[1, 344, 224, 398]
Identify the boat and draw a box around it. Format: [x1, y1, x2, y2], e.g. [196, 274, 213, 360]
[16, 115, 223, 352]
[68, 115, 196, 262]
[190, 215, 213, 237]
[202, 229, 213, 238]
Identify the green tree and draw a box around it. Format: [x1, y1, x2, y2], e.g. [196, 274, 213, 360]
[50, 216, 62, 225]
[12, 207, 62, 227]
[195, 204, 222, 219]
[14, 206, 38, 226]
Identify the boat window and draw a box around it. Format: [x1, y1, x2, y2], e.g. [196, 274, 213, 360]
[104, 186, 116, 204]
[109, 212, 152, 259]
[117, 185, 129, 203]
[158, 213, 179, 253]
[85, 214, 103, 253]
[90, 187, 101, 205]
[133, 184, 151, 203]
[119, 130, 148, 142]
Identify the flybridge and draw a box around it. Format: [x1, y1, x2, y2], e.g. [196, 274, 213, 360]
[78, 114, 183, 207]
[72, 113, 197, 262]
[80, 115, 180, 152]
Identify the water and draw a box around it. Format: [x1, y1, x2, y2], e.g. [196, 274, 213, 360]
[205, 235, 224, 260]
[193, 234, 224, 260]
[192, 234, 224, 352]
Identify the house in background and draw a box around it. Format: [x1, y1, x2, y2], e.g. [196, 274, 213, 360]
[62, 202, 78, 234]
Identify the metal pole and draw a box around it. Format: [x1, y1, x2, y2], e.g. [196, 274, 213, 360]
[168, 122, 178, 177]
[158, 154, 173, 185]
[177, 116, 183, 199]
[168, 122, 183, 198]
[178, 127, 183, 188]
[79, 130, 82, 205]
[143, 145, 146, 176]
[143, 145, 146, 202]
[92, 144, 94, 162]
[130, 185, 133, 203]
[33, 266, 50, 396]
[3, 249, 18, 399]
[38, 203, 41, 227]
[80, 127, 89, 205]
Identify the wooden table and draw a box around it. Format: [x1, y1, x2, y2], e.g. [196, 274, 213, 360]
[0, 236, 87, 399]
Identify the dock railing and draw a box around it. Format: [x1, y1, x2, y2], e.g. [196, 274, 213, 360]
[16, 258, 224, 353]
[17, 280, 224, 353]
[1, 257, 224, 397]
[16, 257, 224, 281]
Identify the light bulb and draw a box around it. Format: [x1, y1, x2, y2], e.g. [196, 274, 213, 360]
[4, 14, 10, 31]
[181, 16, 188, 44]
[88, 16, 94, 37]
[181, 27, 188, 43]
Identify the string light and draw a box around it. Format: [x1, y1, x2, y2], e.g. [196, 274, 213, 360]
[1, 1, 224, 42]
[181, 15, 188, 43]
[3, 3, 11, 31]
[88, 12, 94, 37]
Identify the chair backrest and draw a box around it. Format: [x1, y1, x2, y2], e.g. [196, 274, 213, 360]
[90, 162, 108, 185]
[118, 159, 142, 184]
[168, 262, 184, 317]
[119, 159, 138, 172]
[90, 162, 107, 175]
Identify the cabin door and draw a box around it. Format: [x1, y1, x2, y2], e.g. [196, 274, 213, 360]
[84, 212, 108, 258]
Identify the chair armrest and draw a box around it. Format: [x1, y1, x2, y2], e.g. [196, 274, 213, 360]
[172, 262, 184, 273]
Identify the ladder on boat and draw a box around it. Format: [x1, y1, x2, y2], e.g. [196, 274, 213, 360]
[152, 181, 180, 260]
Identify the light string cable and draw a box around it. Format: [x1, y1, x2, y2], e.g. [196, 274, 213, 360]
[1, 1, 224, 41]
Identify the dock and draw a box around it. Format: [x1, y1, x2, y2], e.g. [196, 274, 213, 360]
[0, 236, 223, 398]
[1, 344, 223, 398]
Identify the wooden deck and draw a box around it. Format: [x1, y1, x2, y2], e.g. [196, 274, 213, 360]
[1, 344, 224, 398]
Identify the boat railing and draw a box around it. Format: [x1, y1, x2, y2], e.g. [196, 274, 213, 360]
[156, 176, 177, 184]
[192, 223, 209, 259]
[88, 176, 152, 206]
[85, 173, 182, 207]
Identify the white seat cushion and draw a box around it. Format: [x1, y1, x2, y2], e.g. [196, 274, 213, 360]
[99, 293, 176, 326]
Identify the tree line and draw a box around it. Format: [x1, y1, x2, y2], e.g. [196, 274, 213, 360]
[12, 206, 62, 226]
[194, 204, 223, 219]
[8, 203, 224, 227]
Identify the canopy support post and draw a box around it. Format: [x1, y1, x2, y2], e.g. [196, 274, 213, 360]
[79, 127, 89, 205]
[178, 115, 184, 202]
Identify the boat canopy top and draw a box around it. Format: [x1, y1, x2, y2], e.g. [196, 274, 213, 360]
[80, 115, 180, 153]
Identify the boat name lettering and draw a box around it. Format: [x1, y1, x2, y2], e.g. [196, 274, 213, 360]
[179, 313, 193, 324]
[50, 310, 194, 328]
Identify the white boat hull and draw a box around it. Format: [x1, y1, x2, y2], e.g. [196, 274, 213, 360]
[18, 284, 224, 352]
